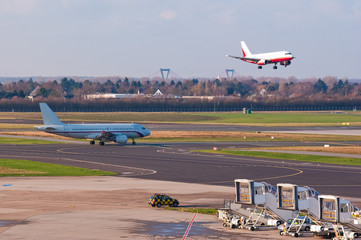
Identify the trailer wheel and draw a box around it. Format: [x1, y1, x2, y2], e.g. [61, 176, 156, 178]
[305, 226, 310, 231]
[156, 203, 162, 208]
[354, 233, 359, 238]
[276, 221, 282, 226]
[279, 231, 284, 236]
[294, 233, 299, 237]
[223, 223, 227, 227]
[250, 227, 255, 231]
[231, 224, 236, 229]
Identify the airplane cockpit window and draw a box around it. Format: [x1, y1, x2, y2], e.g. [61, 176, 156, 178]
[286, 52, 292, 55]
[142, 127, 145, 130]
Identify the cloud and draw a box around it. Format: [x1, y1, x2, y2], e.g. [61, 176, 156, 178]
[0, 0, 40, 15]
[159, 10, 177, 20]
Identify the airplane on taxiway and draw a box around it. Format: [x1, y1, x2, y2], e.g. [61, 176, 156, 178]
[37, 103, 151, 146]
[226, 41, 295, 69]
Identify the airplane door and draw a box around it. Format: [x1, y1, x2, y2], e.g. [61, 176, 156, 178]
[63, 125, 69, 137]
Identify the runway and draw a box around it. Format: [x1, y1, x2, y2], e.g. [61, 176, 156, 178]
[0, 142, 360, 199]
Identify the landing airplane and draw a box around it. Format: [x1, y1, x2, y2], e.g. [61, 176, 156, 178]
[226, 41, 295, 69]
[37, 103, 151, 146]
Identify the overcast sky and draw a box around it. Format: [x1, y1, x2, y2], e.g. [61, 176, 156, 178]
[0, 0, 360, 79]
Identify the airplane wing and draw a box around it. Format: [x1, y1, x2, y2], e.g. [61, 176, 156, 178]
[96, 131, 116, 141]
[86, 131, 116, 141]
[226, 55, 261, 63]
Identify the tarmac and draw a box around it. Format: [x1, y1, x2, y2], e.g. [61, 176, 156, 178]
[1, 124, 361, 239]
[0, 176, 312, 240]
[0, 142, 360, 199]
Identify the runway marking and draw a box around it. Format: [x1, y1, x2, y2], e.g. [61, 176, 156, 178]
[56, 145, 149, 155]
[183, 213, 197, 240]
[60, 157, 157, 176]
[55, 145, 306, 182]
[207, 166, 303, 184]
[0, 154, 157, 177]
[164, 148, 361, 172]
[156, 148, 305, 182]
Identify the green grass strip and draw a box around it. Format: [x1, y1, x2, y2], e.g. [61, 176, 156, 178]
[0, 159, 117, 176]
[0, 137, 64, 145]
[164, 207, 218, 215]
[198, 149, 361, 166]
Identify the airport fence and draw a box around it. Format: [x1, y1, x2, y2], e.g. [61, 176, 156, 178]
[0, 98, 360, 112]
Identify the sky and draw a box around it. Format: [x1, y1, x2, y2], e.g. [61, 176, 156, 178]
[0, 0, 360, 79]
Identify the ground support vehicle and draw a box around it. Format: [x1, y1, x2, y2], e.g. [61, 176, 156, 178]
[234, 179, 297, 230]
[218, 208, 244, 229]
[278, 216, 313, 237]
[219, 179, 299, 231]
[318, 195, 361, 239]
[276, 183, 329, 237]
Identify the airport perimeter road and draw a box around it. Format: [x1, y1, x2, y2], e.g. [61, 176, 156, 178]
[0, 142, 360, 200]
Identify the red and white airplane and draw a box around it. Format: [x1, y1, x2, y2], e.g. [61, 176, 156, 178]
[226, 41, 295, 69]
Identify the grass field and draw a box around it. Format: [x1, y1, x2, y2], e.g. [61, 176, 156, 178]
[0, 159, 116, 176]
[1, 111, 361, 126]
[0, 136, 66, 144]
[141, 131, 361, 142]
[198, 149, 361, 166]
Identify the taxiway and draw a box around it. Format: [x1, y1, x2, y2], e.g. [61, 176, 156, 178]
[0, 142, 360, 200]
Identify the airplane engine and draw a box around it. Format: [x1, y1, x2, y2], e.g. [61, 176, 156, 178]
[280, 60, 291, 66]
[258, 59, 270, 65]
[257, 59, 266, 65]
[115, 135, 128, 145]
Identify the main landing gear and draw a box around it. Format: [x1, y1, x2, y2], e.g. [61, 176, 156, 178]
[258, 66, 262, 69]
[90, 140, 105, 145]
[132, 138, 136, 145]
[273, 65, 278, 69]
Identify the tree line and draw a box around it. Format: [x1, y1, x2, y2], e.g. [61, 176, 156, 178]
[0, 76, 360, 111]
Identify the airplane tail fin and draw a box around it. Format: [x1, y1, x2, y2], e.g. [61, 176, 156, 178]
[241, 41, 251, 57]
[39, 103, 63, 125]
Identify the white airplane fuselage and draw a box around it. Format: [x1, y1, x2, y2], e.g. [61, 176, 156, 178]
[226, 41, 295, 69]
[37, 103, 151, 145]
[38, 123, 150, 139]
[242, 51, 293, 65]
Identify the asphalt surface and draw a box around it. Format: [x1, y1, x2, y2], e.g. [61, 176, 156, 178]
[0, 141, 360, 199]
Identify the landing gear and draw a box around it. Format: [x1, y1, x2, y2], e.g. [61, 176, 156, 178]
[90, 140, 95, 145]
[99, 141, 105, 146]
[132, 138, 136, 145]
[273, 65, 278, 69]
[258, 66, 262, 69]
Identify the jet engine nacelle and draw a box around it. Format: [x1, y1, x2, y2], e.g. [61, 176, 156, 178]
[115, 135, 128, 145]
[280, 60, 291, 66]
[257, 59, 270, 65]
